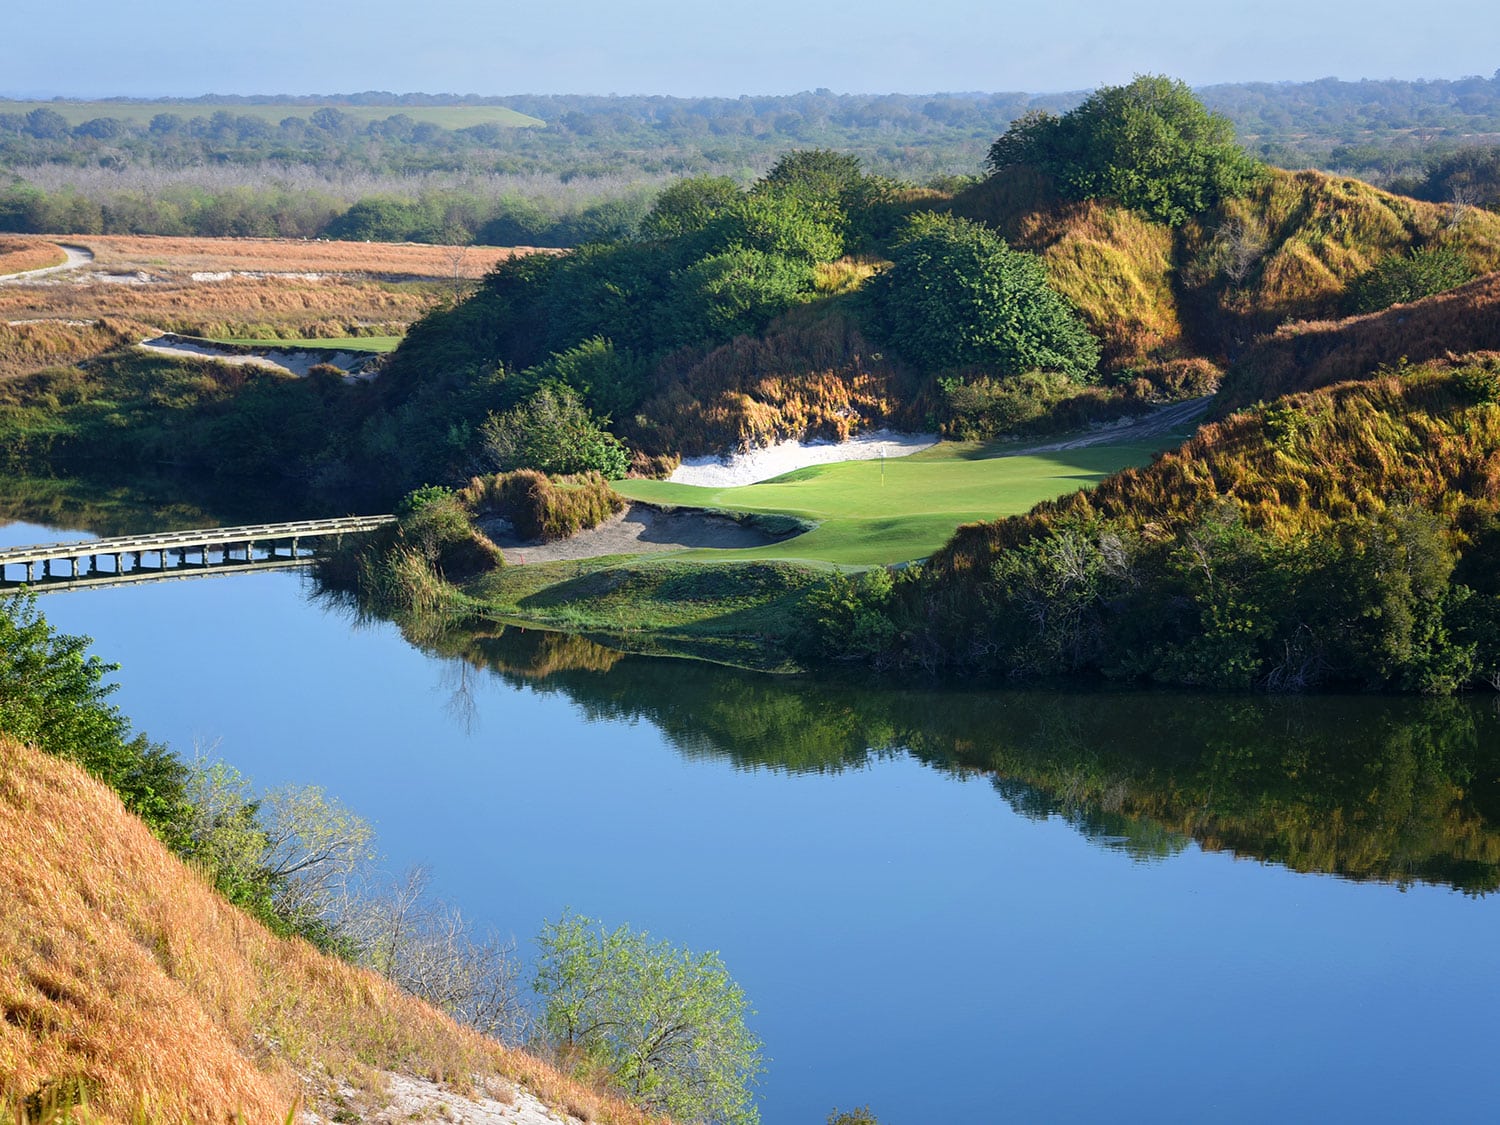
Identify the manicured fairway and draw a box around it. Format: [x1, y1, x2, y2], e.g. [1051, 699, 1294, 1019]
[209, 336, 402, 353]
[616, 436, 1171, 565]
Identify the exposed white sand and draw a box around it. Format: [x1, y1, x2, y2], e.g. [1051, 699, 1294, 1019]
[670, 429, 939, 487]
[137, 334, 377, 379]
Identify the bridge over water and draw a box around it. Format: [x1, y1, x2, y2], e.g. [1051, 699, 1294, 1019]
[0, 515, 395, 593]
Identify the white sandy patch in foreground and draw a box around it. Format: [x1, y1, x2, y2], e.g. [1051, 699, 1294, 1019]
[671, 429, 939, 487]
[306, 1072, 576, 1124]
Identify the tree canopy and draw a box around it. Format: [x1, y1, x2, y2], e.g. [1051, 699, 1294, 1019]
[867, 212, 1099, 378]
[534, 912, 763, 1125]
[987, 75, 1261, 226]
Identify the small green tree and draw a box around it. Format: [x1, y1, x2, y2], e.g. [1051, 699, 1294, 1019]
[534, 911, 763, 1125]
[868, 212, 1099, 377]
[479, 384, 630, 478]
[659, 248, 815, 347]
[641, 176, 743, 240]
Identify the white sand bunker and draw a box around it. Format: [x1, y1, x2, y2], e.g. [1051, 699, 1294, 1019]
[670, 429, 939, 487]
[137, 334, 378, 379]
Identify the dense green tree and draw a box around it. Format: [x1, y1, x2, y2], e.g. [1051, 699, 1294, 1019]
[867, 212, 1099, 377]
[534, 912, 763, 1125]
[640, 176, 742, 240]
[987, 75, 1261, 226]
[658, 248, 814, 347]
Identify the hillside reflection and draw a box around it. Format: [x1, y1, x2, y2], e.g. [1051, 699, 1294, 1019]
[432, 624, 1500, 893]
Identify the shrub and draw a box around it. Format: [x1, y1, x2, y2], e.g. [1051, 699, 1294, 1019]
[534, 911, 763, 1125]
[1346, 245, 1476, 313]
[867, 212, 1099, 378]
[461, 469, 625, 542]
[479, 383, 631, 479]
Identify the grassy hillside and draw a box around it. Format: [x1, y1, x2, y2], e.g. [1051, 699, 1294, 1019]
[1180, 168, 1500, 346]
[951, 166, 1500, 375]
[0, 736, 655, 1124]
[1218, 272, 1500, 410]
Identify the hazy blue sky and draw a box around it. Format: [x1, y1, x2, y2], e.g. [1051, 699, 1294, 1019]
[5, 0, 1498, 98]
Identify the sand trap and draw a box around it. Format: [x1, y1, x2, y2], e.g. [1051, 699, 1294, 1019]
[671, 429, 939, 487]
[481, 502, 800, 564]
[137, 334, 379, 379]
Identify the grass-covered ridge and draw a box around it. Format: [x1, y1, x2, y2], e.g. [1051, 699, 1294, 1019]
[0, 735, 658, 1124]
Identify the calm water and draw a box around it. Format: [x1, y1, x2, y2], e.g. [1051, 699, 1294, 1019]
[5, 516, 1499, 1124]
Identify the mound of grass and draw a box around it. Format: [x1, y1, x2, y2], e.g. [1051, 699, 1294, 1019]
[463, 556, 827, 669]
[0, 737, 652, 1125]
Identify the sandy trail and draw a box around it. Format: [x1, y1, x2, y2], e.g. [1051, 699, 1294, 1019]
[1015, 396, 1214, 453]
[483, 503, 794, 564]
[0, 243, 95, 283]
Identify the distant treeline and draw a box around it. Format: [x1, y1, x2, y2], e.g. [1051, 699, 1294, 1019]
[0, 173, 657, 246]
[5, 72, 1500, 186]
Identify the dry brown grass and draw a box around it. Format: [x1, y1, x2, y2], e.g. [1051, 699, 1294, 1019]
[1184, 168, 1500, 339]
[1221, 270, 1500, 409]
[630, 304, 923, 455]
[0, 737, 666, 1125]
[0, 238, 65, 277]
[70, 235, 541, 279]
[0, 318, 158, 381]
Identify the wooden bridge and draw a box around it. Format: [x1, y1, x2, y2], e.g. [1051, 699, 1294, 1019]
[0, 515, 395, 593]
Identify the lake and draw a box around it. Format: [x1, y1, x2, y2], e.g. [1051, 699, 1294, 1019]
[5, 515, 1499, 1124]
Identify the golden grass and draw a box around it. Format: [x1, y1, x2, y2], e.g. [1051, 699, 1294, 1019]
[0, 737, 665, 1125]
[631, 304, 921, 455]
[0, 319, 157, 381]
[71, 235, 541, 279]
[1222, 271, 1500, 409]
[1187, 168, 1500, 332]
[0, 238, 66, 277]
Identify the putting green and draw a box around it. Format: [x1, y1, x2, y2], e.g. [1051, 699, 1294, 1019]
[616, 437, 1169, 565]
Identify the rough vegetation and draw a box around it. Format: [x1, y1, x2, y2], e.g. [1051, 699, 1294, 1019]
[0, 735, 661, 1125]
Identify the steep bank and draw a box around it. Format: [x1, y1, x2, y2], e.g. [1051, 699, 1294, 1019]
[0, 736, 658, 1125]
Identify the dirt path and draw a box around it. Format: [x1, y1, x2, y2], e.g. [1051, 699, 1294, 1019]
[484, 503, 793, 564]
[0, 243, 95, 283]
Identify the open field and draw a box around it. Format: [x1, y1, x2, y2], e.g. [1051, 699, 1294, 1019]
[616, 436, 1173, 565]
[0, 235, 547, 376]
[0, 237, 66, 276]
[0, 99, 543, 128]
[71, 233, 530, 277]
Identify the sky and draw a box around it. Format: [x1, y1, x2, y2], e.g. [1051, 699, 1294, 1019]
[4, 0, 1499, 99]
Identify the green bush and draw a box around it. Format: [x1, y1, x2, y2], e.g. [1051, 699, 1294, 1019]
[0, 592, 188, 845]
[1346, 246, 1476, 313]
[534, 911, 763, 1125]
[479, 383, 630, 478]
[987, 75, 1261, 227]
[868, 212, 1099, 378]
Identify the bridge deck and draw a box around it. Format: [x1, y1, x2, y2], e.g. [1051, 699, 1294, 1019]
[0, 515, 395, 568]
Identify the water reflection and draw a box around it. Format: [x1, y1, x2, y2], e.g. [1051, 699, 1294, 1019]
[425, 623, 1500, 893]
